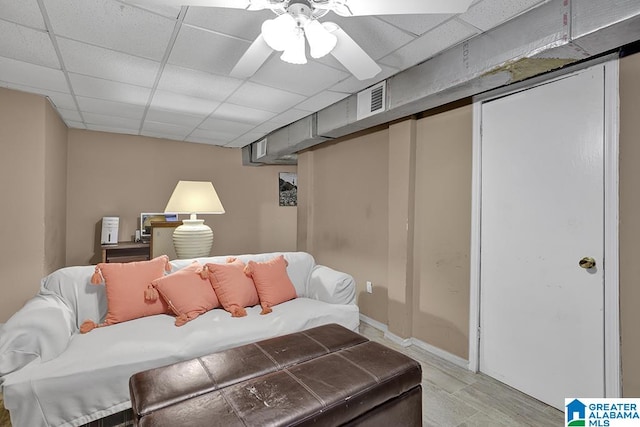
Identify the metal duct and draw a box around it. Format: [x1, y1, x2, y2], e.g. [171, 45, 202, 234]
[244, 0, 640, 165]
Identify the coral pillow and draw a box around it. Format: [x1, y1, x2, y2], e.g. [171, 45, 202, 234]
[202, 259, 259, 317]
[244, 255, 297, 315]
[80, 256, 170, 333]
[151, 261, 220, 326]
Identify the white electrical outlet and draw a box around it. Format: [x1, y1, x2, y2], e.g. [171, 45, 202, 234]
[366, 281, 373, 294]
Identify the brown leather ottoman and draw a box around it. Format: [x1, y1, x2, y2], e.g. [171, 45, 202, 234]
[129, 324, 422, 426]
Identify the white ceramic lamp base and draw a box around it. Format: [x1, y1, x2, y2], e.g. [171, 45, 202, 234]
[172, 219, 213, 259]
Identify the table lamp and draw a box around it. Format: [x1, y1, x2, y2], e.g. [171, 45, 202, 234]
[164, 180, 225, 259]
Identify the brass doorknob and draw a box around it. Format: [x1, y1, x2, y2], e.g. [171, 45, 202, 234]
[579, 257, 596, 269]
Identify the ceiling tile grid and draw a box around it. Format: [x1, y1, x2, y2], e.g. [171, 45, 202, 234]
[0, 0, 552, 149]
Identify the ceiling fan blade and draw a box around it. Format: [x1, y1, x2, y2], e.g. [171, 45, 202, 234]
[326, 24, 381, 81]
[230, 34, 273, 79]
[332, 0, 474, 16]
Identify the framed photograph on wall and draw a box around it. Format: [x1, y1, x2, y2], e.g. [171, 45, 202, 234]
[279, 172, 297, 207]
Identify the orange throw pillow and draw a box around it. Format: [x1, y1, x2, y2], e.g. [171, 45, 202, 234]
[244, 255, 297, 315]
[151, 261, 220, 326]
[81, 256, 171, 333]
[202, 259, 259, 317]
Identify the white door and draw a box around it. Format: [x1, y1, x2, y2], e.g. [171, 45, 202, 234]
[479, 65, 606, 409]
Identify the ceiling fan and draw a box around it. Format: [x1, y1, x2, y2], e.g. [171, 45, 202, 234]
[125, 0, 474, 80]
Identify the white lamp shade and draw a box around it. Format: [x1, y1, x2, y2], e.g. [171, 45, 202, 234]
[304, 19, 337, 59]
[164, 181, 225, 215]
[262, 13, 297, 52]
[280, 31, 307, 64]
[164, 181, 224, 259]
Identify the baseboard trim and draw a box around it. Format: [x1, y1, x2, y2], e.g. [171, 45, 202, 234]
[359, 314, 470, 369]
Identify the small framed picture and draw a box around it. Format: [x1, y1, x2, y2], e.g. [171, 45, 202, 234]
[279, 172, 297, 207]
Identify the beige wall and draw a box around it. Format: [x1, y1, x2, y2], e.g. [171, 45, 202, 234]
[0, 88, 68, 322]
[298, 129, 390, 324]
[619, 52, 640, 397]
[44, 100, 68, 273]
[299, 53, 640, 391]
[413, 106, 472, 359]
[66, 130, 297, 266]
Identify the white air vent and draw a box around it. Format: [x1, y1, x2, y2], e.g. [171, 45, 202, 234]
[357, 82, 386, 120]
[255, 138, 267, 159]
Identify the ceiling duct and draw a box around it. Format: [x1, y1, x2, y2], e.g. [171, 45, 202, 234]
[244, 0, 640, 165]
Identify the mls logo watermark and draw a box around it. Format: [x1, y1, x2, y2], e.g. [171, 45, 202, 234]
[566, 398, 640, 426]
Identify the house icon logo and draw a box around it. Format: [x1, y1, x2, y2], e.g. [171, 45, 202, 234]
[566, 399, 587, 426]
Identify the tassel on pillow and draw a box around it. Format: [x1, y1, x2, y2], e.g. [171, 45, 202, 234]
[90, 266, 104, 285]
[260, 304, 273, 315]
[229, 305, 247, 317]
[175, 313, 189, 327]
[79, 319, 107, 334]
[144, 285, 159, 302]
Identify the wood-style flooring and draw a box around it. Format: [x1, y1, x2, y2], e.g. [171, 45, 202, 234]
[358, 322, 564, 427]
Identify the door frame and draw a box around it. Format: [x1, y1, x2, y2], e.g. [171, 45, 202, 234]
[468, 59, 621, 398]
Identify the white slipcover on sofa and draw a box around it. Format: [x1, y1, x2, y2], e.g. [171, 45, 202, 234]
[0, 252, 359, 427]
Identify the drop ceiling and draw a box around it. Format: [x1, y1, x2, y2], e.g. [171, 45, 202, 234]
[0, 0, 549, 148]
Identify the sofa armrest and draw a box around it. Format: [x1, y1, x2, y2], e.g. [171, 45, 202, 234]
[308, 265, 356, 305]
[0, 293, 75, 377]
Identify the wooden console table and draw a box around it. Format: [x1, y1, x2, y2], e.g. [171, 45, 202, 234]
[101, 241, 150, 263]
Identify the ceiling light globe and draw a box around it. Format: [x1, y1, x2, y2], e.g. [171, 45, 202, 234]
[280, 31, 307, 64]
[262, 14, 297, 52]
[304, 19, 337, 59]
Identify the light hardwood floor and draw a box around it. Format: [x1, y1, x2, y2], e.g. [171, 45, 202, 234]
[358, 322, 564, 427]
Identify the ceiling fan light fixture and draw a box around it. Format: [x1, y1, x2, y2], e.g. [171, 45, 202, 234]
[304, 19, 337, 59]
[262, 13, 297, 51]
[280, 30, 307, 64]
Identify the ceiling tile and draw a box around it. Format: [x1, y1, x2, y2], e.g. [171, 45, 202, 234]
[185, 133, 229, 146]
[0, 56, 68, 92]
[168, 25, 251, 76]
[250, 56, 350, 96]
[85, 124, 139, 135]
[225, 131, 266, 147]
[295, 91, 349, 112]
[57, 38, 160, 87]
[65, 120, 85, 129]
[459, 0, 547, 32]
[249, 121, 283, 135]
[44, 0, 175, 61]
[157, 64, 243, 102]
[198, 117, 254, 135]
[189, 128, 236, 144]
[184, 7, 272, 40]
[146, 108, 206, 128]
[227, 82, 306, 114]
[83, 111, 141, 129]
[46, 91, 76, 110]
[68, 73, 151, 105]
[211, 103, 276, 125]
[58, 107, 83, 122]
[0, 0, 46, 29]
[380, 19, 478, 70]
[329, 64, 398, 93]
[328, 16, 415, 60]
[150, 89, 220, 117]
[378, 14, 454, 36]
[118, 1, 181, 20]
[270, 108, 311, 125]
[76, 96, 146, 121]
[0, 21, 59, 68]
[142, 121, 193, 138]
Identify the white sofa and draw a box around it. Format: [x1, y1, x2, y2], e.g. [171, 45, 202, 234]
[0, 252, 359, 427]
